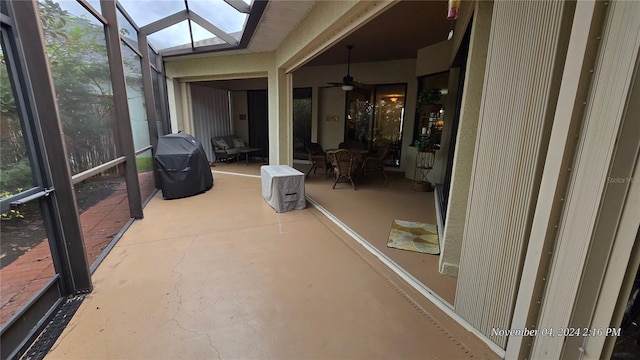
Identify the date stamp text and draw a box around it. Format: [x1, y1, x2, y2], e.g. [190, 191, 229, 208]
[491, 327, 621, 337]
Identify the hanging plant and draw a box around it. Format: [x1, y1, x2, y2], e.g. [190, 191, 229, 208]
[417, 88, 442, 107]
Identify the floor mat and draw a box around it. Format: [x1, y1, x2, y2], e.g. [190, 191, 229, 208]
[387, 219, 439, 254]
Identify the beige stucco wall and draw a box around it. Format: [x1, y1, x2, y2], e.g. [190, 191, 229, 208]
[416, 41, 453, 77]
[317, 86, 345, 149]
[439, 1, 493, 277]
[165, 52, 274, 135]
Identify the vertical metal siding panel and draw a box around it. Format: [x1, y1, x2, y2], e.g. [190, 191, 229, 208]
[532, 1, 640, 356]
[191, 85, 232, 161]
[455, 0, 567, 348]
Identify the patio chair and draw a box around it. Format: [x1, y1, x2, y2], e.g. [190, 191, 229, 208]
[338, 140, 367, 150]
[363, 144, 390, 180]
[306, 142, 330, 178]
[327, 149, 363, 190]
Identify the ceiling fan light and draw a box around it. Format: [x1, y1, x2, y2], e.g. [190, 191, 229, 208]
[342, 84, 354, 91]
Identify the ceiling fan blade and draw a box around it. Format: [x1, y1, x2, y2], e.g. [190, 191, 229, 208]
[329, 45, 358, 90]
[353, 81, 372, 90]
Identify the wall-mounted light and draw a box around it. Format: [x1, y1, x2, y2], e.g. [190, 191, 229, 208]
[390, 96, 398, 102]
[342, 84, 354, 91]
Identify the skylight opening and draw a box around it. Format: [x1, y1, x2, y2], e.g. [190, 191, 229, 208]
[117, 0, 185, 27]
[147, 20, 192, 51]
[188, 0, 247, 34]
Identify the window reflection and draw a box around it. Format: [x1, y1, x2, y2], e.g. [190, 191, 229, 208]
[374, 84, 406, 167]
[39, 0, 117, 174]
[122, 42, 150, 151]
[136, 150, 155, 203]
[293, 88, 312, 160]
[74, 170, 130, 268]
[189, 0, 247, 34]
[147, 20, 192, 50]
[117, 8, 138, 49]
[0, 203, 55, 326]
[152, 69, 166, 136]
[0, 41, 35, 194]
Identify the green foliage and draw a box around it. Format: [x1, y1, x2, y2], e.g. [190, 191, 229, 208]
[136, 156, 153, 172]
[0, 159, 32, 194]
[38, 0, 118, 174]
[293, 98, 312, 152]
[417, 88, 442, 107]
[0, 190, 25, 221]
[1, 209, 25, 221]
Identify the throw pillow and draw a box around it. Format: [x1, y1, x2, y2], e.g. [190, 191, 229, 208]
[233, 138, 245, 148]
[214, 139, 229, 150]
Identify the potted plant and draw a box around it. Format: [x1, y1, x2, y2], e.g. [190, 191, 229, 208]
[412, 134, 433, 152]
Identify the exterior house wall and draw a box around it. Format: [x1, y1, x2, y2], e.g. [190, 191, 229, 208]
[439, 0, 493, 277]
[416, 41, 452, 77]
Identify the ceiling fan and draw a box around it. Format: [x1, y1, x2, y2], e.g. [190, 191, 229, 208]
[328, 45, 369, 91]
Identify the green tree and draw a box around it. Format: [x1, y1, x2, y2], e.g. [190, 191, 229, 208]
[1, 43, 33, 194]
[39, 0, 117, 174]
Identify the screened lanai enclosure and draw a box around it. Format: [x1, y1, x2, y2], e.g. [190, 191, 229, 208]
[0, 0, 265, 357]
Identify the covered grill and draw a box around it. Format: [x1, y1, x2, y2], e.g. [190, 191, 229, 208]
[154, 133, 213, 199]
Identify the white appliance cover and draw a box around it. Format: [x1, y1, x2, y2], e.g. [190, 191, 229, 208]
[260, 165, 306, 213]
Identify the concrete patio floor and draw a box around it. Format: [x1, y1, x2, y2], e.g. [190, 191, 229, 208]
[45, 170, 497, 359]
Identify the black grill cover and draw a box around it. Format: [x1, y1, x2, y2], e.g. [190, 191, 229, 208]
[154, 133, 213, 199]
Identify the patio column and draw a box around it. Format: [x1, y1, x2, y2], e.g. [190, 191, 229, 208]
[268, 67, 293, 165]
[438, 1, 493, 277]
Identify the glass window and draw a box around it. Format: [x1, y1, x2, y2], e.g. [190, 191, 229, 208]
[0, 202, 56, 327]
[190, 21, 219, 47]
[118, 0, 185, 27]
[346, 88, 374, 148]
[117, 7, 138, 49]
[293, 88, 312, 160]
[373, 84, 406, 167]
[39, 0, 118, 174]
[189, 0, 247, 34]
[74, 169, 129, 268]
[85, 0, 101, 15]
[1, 29, 57, 330]
[152, 69, 166, 136]
[148, 45, 158, 68]
[0, 40, 35, 194]
[122, 41, 150, 151]
[136, 149, 155, 203]
[39, 0, 103, 26]
[147, 20, 192, 50]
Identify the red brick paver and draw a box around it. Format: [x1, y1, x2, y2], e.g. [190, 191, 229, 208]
[0, 171, 155, 325]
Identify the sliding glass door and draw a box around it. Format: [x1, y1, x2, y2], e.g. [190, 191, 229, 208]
[345, 83, 407, 166]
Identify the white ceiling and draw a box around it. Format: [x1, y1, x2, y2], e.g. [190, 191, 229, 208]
[170, 0, 452, 71]
[247, 1, 318, 53]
